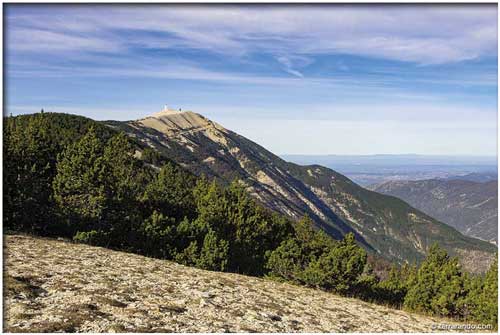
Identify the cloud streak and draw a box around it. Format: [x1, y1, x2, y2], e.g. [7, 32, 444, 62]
[6, 4, 497, 64]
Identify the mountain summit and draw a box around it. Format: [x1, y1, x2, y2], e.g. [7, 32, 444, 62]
[137, 108, 227, 139]
[106, 109, 496, 272]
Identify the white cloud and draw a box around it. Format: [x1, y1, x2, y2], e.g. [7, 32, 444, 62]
[7, 27, 121, 53]
[275, 55, 314, 77]
[6, 5, 497, 64]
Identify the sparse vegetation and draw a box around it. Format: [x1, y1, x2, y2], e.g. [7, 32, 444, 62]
[4, 235, 474, 333]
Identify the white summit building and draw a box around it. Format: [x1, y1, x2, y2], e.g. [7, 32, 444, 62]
[162, 105, 176, 112]
[153, 105, 184, 117]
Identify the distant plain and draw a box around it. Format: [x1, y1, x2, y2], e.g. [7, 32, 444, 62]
[282, 154, 497, 186]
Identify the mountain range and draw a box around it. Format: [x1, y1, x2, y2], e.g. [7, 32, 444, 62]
[105, 108, 496, 272]
[445, 172, 498, 183]
[369, 179, 498, 245]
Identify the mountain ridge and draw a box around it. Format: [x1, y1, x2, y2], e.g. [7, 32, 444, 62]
[105, 109, 496, 272]
[369, 179, 498, 244]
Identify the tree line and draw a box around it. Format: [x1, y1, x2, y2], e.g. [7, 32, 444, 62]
[3, 112, 497, 327]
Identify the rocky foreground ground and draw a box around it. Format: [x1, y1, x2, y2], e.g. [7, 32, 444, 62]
[4, 235, 470, 333]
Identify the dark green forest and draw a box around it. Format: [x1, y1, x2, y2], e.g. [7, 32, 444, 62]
[3, 112, 497, 327]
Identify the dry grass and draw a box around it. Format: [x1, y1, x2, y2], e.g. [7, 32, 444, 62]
[3, 235, 482, 333]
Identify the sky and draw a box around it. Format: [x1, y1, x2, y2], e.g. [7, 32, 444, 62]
[4, 4, 498, 156]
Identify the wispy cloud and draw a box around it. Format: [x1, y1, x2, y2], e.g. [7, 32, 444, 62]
[275, 55, 315, 77]
[6, 5, 497, 64]
[6, 54, 496, 99]
[8, 27, 121, 53]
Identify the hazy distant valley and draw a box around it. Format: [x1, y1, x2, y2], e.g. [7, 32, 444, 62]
[282, 154, 497, 186]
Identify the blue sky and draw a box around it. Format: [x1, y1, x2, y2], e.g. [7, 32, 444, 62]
[5, 4, 498, 155]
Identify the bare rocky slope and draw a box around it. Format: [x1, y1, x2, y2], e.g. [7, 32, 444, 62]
[369, 179, 498, 244]
[106, 109, 496, 272]
[4, 235, 468, 333]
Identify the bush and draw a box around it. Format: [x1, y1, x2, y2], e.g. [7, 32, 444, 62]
[375, 264, 415, 307]
[403, 244, 468, 318]
[267, 218, 367, 295]
[197, 230, 229, 271]
[175, 241, 200, 267]
[138, 211, 177, 258]
[301, 233, 366, 293]
[465, 256, 498, 327]
[73, 230, 108, 246]
[266, 238, 305, 282]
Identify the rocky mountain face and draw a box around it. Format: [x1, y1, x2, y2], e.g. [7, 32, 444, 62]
[105, 109, 496, 272]
[369, 179, 498, 245]
[4, 235, 464, 333]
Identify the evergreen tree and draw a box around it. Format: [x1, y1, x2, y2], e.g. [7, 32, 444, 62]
[302, 233, 366, 293]
[480, 256, 498, 327]
[142, 162, 196, 220]
[175, 241, 200, 267]
[196, 229, 229, 271]
[375, 263, 415, 307]
[404, 244, 468, 318]
[266, 238, 305, 282]
[465, 256, 498, 327]
[267, 219, 366, 294]
[52, 127, 107, 234]
[192, 179, 293, 275]
[139, 210, 177, 258]
[100, 133, 146, 247]
[4, 114, 55, 233]
[266, 216, 335, 283]
[224, 181, 293, 274]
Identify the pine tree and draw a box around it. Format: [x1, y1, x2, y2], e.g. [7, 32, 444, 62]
[266, 238, 305, 282]
[175, 241, 200, 267]
[4, 114, 56, 233]
[403, 244, 468, 318]
[302, 233, 366, 293]
[52, 127, 107, 234]
[196, 229, 229, 271]
[466, 256, 498, 327]
[100, 132, 146, 247]
[139, 210, 177, 258]
[141, 162, 196, 220]
[267, 219, 366, 294]
[480, 256, 498, 327]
